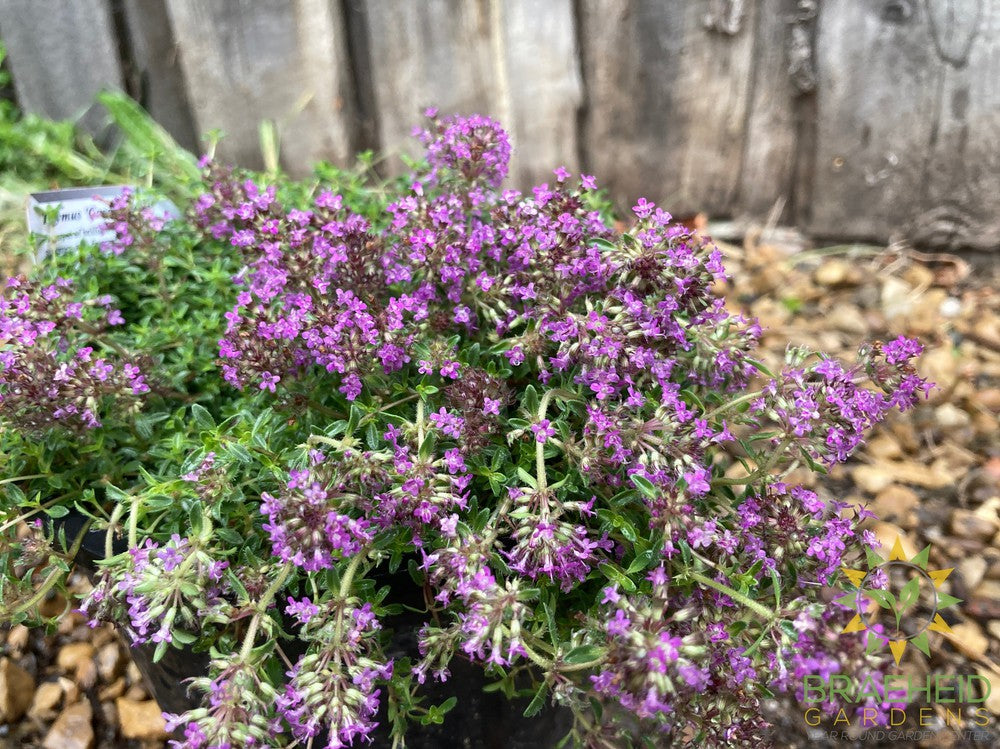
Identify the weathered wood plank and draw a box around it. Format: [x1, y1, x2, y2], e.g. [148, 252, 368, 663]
[497, 0, 582, 186]
[122, 0, 199, 152]
[0, 0, 123, 134]
[737, 0, 805, 221]
[361, 0, 581, 187]
[578, 0, 758, 216]
[810, 0, 1000, 250]
[164, 0, 357, 174]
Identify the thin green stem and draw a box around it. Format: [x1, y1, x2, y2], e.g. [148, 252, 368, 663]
[0, 474, 48, 486]
[712, 436, 793, 486]
[519, 640, 553, 671]
[238, 562, 294, 662]
[127, 494, 140, 548]
[0, 495, 68, 535]
[535, 389, 559, 492]
[380, 393, 419, 412]
[338, 552, 366, 598]
[308, 434, 359, 452]
[105, 502, 126, 560]
[558, 655, 608, 673]
[416, 399, 425, 445]
[704, 390, 762, 421]
[3, 521, 91, 618]
[690, 570, 773, 620]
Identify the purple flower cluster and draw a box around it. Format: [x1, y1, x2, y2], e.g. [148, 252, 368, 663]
[260, 464, 374, 571]
[505, 486, 610, 590]
[80, 533, 229, 645]
[752, 339, 929, 465]
[0, 276, 147, 432]
[416, 524, 534, 675]
[101, 188, 168, 257]
[590, 570, 767, 744]
[65, 111, 932, 746]
[165, 657, 279, 748]
[277, 600, 391, 747]
[413, 108, 512, 189]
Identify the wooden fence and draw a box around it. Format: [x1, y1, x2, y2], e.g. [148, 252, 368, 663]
[1, 0, 998, 250]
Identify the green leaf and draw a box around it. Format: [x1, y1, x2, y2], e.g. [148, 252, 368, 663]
[935, 592, 962, 609]
[768, 569, 782, 610]
[910, 631, 931, 657]
[598, 563, 636, 592]
[629, 474, 657, 499]
[523, 681, 548, 717]
[153, 639, 169, 663]
[365, 421, 380, 450]
[523, 385, 539, 415]
[172, 629, 197, 645]
[44, 505, 69, 518]
[563, 644, 603, 664]
[228, 443, 252, 464]
[346, 404, 362, 435]
[516, 467, 537, 488]
[191, 404, 215, 431]
[543, 594, 558, 640]
[418, 431, 437, 461]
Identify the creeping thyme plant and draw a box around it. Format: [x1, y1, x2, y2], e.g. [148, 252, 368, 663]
[0, 109, 930, 747]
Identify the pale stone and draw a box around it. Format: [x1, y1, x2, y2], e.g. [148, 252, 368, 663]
[42, 700, 94, 749]
[0, 657, 35, 722]
[116, 697, 168, 740]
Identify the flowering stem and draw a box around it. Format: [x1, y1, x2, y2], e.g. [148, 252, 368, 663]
[558, 655, 608, 673]
[5, 522, 92, 618]
[416, 399, 425, 445]
[338, 551, 366, 598]
[238, 562, 294, 662]
[689, 571, 773, 620]
[105, 502, 126, 560]
[380, 393, 419, 412]
[534, 388, 567, 492]
[0, 474, 48, 486]
[712, 436, 794, 486]
[519, 640, 554, 671]
[704, 389, 762, 420]
[0, 495, 69, 535]
[6, 567, 64, 618]
[308, 434, 359, 452]
[127, 494, 140, 549]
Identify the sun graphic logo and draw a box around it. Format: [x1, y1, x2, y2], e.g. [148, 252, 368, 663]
[838, 536, 961, 665]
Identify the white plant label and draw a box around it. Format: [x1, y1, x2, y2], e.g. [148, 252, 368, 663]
[26, 186, 178, 260]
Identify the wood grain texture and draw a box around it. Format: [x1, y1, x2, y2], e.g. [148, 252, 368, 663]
[578, 0, 758, 217]
[495, 0, 583, 186]
[0, 0, 123, 133]
[122, 0, 198, 152]
[164, 0, 357, 173]
[361, 0, 581, 186]
[811, 0, 1000, 250]
[737, 0, 802, 221]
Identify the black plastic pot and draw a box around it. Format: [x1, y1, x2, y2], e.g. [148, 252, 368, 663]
[61, 512, 572, 746]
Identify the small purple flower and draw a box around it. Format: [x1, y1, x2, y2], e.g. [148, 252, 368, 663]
[530, 419, 556, 443]
[259, 371, 280, 392]
[285, 596, 320, 624]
